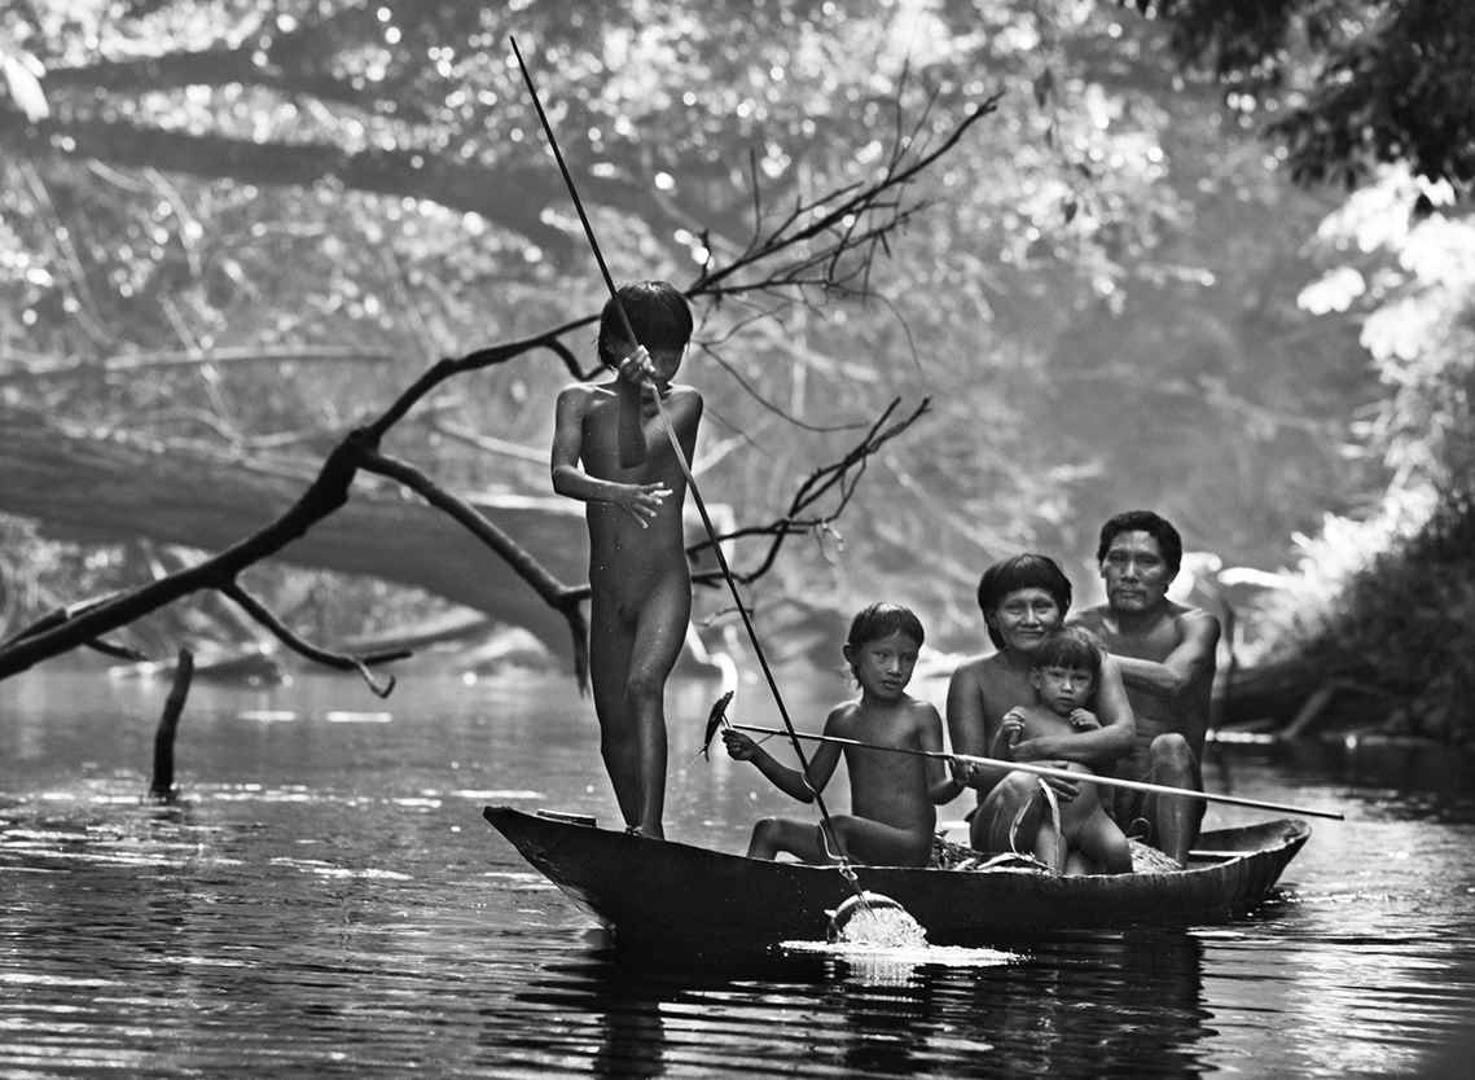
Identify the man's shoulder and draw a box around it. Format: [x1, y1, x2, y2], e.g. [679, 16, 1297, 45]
[1174, 601, 1220, 625]
[1069, 605, 1111, 631]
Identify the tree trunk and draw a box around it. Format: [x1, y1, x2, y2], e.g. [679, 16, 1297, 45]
[0, 406, 587, 658]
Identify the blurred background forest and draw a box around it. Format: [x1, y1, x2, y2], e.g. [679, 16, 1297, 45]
[1, 1, 1472, 733]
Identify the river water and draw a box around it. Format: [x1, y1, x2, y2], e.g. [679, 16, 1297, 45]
[2, 665, 1473, 1078]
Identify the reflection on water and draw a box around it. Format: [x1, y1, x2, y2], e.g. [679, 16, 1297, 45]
[2, 668, 1475, 1077]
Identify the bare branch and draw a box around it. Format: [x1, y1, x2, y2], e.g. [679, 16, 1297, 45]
[356, 448, 590, 692]
[684, 397, 932, 587]
[220, 581, 407, 698]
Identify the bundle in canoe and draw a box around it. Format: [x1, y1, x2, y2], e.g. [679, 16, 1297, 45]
[482, 806, 1310, 953]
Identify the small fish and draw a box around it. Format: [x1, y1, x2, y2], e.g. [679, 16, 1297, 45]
[700, 691, 735, 759]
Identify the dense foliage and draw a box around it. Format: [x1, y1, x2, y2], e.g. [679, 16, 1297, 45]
[1248, 169, 1475, 735]
[1, 0, 1466, 683]
[1123, 0, 1475, 188]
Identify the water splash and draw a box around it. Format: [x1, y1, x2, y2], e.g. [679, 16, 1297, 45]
[827, 891, 927, 948]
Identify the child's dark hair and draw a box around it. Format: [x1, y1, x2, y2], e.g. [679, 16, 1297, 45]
[976, 553, 1073, 648]
[1030, 628, 1101, 681]
[845, 603, 924, 668]
[596, 281, 693, 369]
[1096, 509, 1183, 575]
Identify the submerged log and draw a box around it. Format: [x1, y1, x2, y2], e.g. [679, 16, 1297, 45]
[1218, 653, 1392, 731]
[148, 648, 194, 801]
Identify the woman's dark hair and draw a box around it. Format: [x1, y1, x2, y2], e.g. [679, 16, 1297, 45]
[1030, 628, 1101, 681]
[975, 554, 1072, 649]
[1096, 509, 1183, 575]
[596, 281, 693, 368]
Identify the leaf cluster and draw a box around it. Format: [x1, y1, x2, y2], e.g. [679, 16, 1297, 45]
[1122, 0, 1475, 188]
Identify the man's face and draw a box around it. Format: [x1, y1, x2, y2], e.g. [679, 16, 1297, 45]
[1100, 530, 1173, 613]
[988, 587, 1062, 653]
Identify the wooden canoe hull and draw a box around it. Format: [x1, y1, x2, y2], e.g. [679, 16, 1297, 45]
[482, 806, 1311, 951]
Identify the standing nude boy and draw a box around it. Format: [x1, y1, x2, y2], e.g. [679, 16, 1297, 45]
[550, 281, 703, 839]
[1070, 510, 1221, 864]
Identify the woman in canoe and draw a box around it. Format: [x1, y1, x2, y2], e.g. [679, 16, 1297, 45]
[723, 603, 961, 867]
[946, 554, 1136, 870]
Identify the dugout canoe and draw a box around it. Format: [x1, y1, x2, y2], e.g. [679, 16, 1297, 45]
[482, 805, 1310, 951]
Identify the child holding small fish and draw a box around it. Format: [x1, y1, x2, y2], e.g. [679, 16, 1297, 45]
[723, 603, 960, 867]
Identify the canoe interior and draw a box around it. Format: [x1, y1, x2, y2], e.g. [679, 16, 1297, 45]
[482, 806, 1310, 953]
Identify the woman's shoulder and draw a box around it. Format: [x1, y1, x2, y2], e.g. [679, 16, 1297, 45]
[948, 650, 1005, 684]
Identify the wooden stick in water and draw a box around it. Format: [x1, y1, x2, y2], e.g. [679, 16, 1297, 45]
[729, 722, 1346, 821]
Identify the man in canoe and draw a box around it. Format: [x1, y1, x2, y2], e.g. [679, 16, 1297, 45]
[1070, 510, 1221, 865]
[947, 554, 1136, 867]
[723, 603, 958, 867]
[550, 281, 703, 840]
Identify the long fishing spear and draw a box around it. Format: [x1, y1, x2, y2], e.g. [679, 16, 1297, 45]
[724, 722, 1346, 820]
[507, 36, 879, 890]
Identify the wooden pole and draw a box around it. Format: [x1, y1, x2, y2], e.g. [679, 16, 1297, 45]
[729, 722, 1346, 820]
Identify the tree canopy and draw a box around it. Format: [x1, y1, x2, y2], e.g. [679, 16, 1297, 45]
[1123, 0, 1475, 188]
[1, 0, 1461, 666]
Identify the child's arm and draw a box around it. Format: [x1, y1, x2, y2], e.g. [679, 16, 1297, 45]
[916, 703, 965, 804]
[722, 718, 841, 804]
[550, 385, 671, 526]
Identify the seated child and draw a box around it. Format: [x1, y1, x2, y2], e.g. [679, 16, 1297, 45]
[723, 603, 957, 867]
[993, 628, 1132, 875]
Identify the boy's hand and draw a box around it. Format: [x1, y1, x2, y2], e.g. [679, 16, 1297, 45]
[615, 481, 671, 527]
[1069, 708, 1100, 731]
[950, 758, 979, 789]
[616, 345, 657, 387]
[722, 729, 760, 762]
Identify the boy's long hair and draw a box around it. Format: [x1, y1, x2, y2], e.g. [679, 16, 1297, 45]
[1096, 509, 1183, 575]
[1030, 628, 1101, 682]
[596, 281, 693, 368]
[976, 553, 1072, 649]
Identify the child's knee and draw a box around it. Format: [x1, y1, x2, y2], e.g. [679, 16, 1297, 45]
[748, 817, 781, 856]
[1150, 732, 1194, 773]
